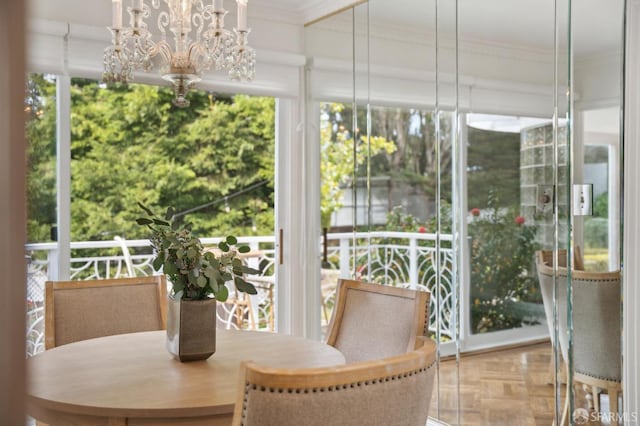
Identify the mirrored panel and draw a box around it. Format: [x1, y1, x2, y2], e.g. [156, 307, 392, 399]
[569, 0, 625, 424]
[305, 0, 625, 424]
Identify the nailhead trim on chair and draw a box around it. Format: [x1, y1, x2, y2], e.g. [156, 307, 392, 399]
[576, 369, 622, 382]
[423, 303, 429, 337]
[240, 361, 437, 425]
[577, 278, 619, 284]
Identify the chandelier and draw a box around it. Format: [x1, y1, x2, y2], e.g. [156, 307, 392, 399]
[103, 0, 255, 107]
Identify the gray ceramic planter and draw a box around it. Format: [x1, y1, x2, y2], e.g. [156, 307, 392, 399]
[166, 296, 217, 362]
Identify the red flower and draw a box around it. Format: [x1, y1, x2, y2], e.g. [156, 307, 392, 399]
[515, 216, 526, 225]
[418, 226, 426, 233]
[470, 208, 481, 217]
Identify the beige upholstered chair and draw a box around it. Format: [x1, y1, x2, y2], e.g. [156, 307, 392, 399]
[535, 249, 584, 364]
[232, 337, 437, 426]
[44, 275, 167, 349]
[325, 279, 430, 364]
[536, 251, 622, 422]
[572, 269, 622, 418]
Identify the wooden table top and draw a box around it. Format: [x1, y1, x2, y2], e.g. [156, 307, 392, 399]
[28, 329, 345, 420]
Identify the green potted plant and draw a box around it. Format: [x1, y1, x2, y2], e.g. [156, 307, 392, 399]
[136, 203, 258, 362]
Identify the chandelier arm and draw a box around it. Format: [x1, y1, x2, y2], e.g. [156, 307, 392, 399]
[188, 42, 210, 71]
[155, 39, 173, 64]
[157, 10, 170, 37]
[145, 37, 161, 59]
[192, 11, 205, 43]
[141, 2, 151, 19]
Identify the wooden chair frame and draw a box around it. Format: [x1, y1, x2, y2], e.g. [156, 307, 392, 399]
[325, 279, 430, 354]
[232, 337, 436, 426]
[44, 275, 167, 349]
[535, 247, 585, 274]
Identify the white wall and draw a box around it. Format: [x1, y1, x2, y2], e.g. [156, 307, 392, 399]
[0, 0, 27, 423]
[305, 7, 622, 119]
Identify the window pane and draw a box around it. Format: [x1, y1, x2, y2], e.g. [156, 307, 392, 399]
[467, 114, 546, 334]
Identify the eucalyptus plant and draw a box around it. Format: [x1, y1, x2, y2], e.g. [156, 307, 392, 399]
[136, 203, 258, 301]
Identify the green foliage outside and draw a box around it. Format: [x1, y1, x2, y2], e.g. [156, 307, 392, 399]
[320, 103, 453, 229]
[584, 218, 608, 249]
[468, 192, 542, 333]
[369, 107, 453, 202]
[584, 192, 609, 270]
[593, 191, 608, 218]
[383, 206, 425, 233]
[26, 75, 275, 243]
[467, 127, 521, 209]
[584, 191, 608, 249]
[320, 103, 396, 228]
[25, 75, 57, 242]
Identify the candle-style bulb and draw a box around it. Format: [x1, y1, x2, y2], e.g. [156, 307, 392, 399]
[236, 0, 247, 31]
[112, 0, 123, 29]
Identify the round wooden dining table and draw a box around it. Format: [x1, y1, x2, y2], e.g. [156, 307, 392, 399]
[27, 329, 346, 425]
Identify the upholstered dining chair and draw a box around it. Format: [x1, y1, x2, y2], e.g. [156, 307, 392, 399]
[232, 337, 437, 426]
[325, 279, 430, 364]
[535, 249, 584, 363]
[572, 268, 622, 418]
[44, 275, 167, 349]
[535, 251, 622, 424]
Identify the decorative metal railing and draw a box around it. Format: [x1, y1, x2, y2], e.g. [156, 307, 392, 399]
[24, 236, 276, 357]
[24, 232, 454, 357]
[322, 232, 455, 341]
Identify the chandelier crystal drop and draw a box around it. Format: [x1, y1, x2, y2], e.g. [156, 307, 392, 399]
[103, 0, 255, 107]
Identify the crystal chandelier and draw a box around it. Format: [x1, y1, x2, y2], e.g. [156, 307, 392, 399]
[103, 0, 255, 107]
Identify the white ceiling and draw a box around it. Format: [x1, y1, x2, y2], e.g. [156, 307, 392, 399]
[28, 0, 624, 54]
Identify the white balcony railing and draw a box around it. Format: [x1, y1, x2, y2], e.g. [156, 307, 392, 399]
[322, 231, 455, 341]
[24, 232, 454, 357]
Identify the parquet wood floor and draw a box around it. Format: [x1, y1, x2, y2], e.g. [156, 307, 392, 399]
[428, 342, 588, 426]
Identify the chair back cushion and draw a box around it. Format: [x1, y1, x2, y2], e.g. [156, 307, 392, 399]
[45, 276, 167, 349]
[572, 270, 621, 382]
[234, 339, 436, 426]
[326, 280, 429, 363]
[535, 252, 569, 361]
[535, 250, 621, 382]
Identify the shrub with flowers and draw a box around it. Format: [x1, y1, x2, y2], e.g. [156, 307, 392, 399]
[468, 192, 541, 333]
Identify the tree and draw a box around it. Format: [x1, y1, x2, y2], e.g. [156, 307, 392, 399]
[25, 75, 276, 242]
[370, 107, 452, 201]
[466, 126, 521, 209]
[320, 103, 396, 228]
[25, 74, 57, 242]
[335, 105, 453, 220]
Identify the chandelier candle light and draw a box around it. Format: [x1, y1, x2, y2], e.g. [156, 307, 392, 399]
[104, 0, 255, 107]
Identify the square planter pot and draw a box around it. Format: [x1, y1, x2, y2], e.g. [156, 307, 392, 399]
[166, 296, 217, 362]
